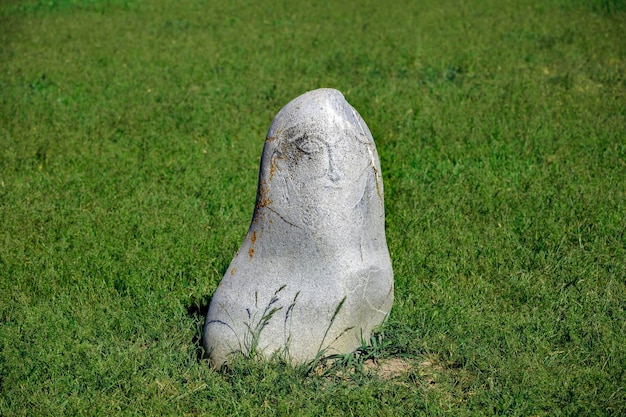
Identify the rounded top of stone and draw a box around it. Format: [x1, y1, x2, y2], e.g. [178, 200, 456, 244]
[267, 88, 367, 143]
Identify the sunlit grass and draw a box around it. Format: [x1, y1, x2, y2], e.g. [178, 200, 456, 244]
[1, 0, 625, 415]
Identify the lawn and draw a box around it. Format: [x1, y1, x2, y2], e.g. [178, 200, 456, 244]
[1, 0, 625, 415]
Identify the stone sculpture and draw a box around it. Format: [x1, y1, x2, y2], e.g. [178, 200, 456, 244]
[203, 88, 393, 367]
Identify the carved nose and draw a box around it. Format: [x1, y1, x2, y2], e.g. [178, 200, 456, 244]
[327, 152, 344, 182]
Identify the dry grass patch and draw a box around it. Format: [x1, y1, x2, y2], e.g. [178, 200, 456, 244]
[315, 354, 452, 385]
[362, 357, 414, 380]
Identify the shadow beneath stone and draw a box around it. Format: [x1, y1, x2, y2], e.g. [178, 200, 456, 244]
[186, 296, 212, 362]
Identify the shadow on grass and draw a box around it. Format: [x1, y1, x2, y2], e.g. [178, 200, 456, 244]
[186, 295, 212, 362]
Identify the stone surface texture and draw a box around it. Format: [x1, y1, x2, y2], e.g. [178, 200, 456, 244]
[203, 88, 393, 367]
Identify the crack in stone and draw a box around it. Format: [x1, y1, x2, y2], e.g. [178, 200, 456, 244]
[264, 206, 303, 230]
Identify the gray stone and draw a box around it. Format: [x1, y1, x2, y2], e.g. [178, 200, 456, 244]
[203, 88, 393, 367]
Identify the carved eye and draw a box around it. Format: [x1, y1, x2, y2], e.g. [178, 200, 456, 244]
[295, 135, 323, 155]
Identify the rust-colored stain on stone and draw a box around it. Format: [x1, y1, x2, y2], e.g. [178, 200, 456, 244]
[269, 157, 278, 180]
[269, 154, 284, 181]
[255, 181, 273, 210]
[253, 183, 272, 226]
[248, 231, 257, 259]
[257, 196, 272, 208]
[266, 129, 283, 142]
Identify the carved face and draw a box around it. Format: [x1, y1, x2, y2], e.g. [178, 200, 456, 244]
[261, 89, 379, 232]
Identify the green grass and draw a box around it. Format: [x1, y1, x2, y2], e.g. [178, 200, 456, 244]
[1, 0, 625, 415]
